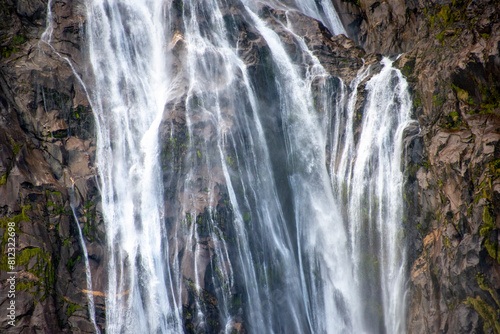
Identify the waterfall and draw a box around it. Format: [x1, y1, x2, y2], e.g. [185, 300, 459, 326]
[79, 0, 412, 333]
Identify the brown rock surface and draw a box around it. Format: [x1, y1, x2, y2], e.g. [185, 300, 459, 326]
[0, 0, 105, 332]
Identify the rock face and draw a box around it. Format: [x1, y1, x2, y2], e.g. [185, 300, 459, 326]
[0, 0, 105, 332]
[0, 0, 499, 333]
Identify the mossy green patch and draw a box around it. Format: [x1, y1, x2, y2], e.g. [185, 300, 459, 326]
[66, 301, 83, 316]
[489, 159, 500, 177]
[433, 94, 445, 107]
[476, 272, 500, 307]
[480, 206, 499, 263]
[466, 296, 500, 333]
[442, 110, 463, 130]
[0, 173, 7, 186]
[17, 248, 43, 266]
[451, 84, 469, 102]
[16, 280, 36, 292]
[401, 58, 416, 78]
[0, 34, 26, 59]
[225, 155, 235, 168]
[67, 255, 81, 272]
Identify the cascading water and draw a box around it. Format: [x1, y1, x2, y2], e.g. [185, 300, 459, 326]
[76, 0, 413, 333]
[330, 58, 413, 333]
[84, 1, 183, 332]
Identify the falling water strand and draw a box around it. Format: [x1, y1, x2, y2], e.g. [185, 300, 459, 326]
[84, 0, 182, 332]
[353, 58, 412, 333]
[70, 188, 100, 334]
[292, 0, 346, 36]
[40, 0, 53, 44]
[332, 58, 413, 333]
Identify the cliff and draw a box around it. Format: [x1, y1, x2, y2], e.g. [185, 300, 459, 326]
[332, 0, 500, 332]
[0, 0, 104, 332]
[0, 0, 498, 333]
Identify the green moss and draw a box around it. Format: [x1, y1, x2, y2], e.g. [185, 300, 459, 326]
[0, 235, 54, 300]
[83, 201, 96, 223]
[232, 294, 242, 308]
[480, 206, 499, 263]
[443, 235, 451, 248]
[436, 31, 446, 44]
[489, 159, 500, 177]
[197, 150, 202, 159]
[433, 94, 445, 107]
[412, 89, 423, 108]
[478, 83, 500, 114]
[476, 272, 500, 307]
[12, 142, 20, 155]
[466, 296, 500, 333]
[1, 46, 19, 58]
[82, 221, 90, 237]
[451, 84, 469, 102]
[243, 212, 251, 224]
[17, 248, 43, 266]
[18, 205, 31, 222]
[66, 301, 83, 316]
[11, 35, 26, 45]
[46, 190, 62, 196]
[84, 201, 94, 210]
[46, 190, 69, 215]
[73, 105, 87, 119]
[48, 202, 68, 215]
[442, 110, 463, 130]
[401, 58, 416, 78]
[16, 281, 36, 292]
[0, 34, 26, 58]
[0, 173, 7, 186]
[437, 5, 455, 26]
[67, 255, 81, 272]
[163, 131, 190, 164]
[225, 155, 235, 168]
[413, 96, 422, 107]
